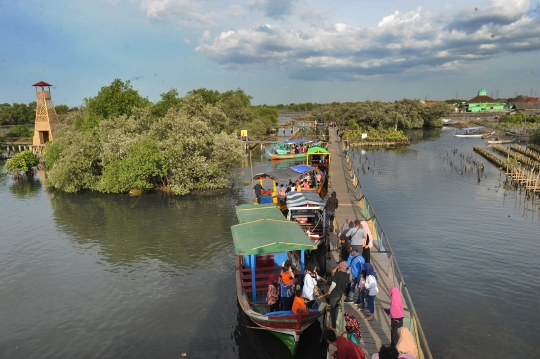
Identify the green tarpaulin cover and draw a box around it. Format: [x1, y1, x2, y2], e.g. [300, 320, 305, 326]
[232, 204, 316, 255]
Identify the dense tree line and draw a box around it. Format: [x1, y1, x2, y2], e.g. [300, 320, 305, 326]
[43, 79, 279, 194]
[310, 99, 453, 129]
[0, 102, 71, 126]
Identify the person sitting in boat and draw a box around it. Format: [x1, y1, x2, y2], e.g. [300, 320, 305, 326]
[278, 184, 286, 203]
[279, 262, 294, 311]
[266, 273, 280, 313]
[303, 263, 325, 309]
[291, 289, 310, 315]
[295, 180, 302, 192]
[303, 179, 310, 190]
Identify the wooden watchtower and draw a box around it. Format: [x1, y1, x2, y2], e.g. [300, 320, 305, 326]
[32, 81, 59, 146]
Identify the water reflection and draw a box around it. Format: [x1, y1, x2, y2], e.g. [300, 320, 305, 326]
[48, 188, 242, 271]
[8, 177, 42, 198]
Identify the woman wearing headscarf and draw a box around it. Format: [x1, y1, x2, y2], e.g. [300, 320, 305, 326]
[396, 327, 418, 358]
[360, 221, 373, 263]
[266, 273, 280, 312]
[386, 287, 404, 347]
[363, 263, 378, 321]
[328, 261, 350, 329]
[344, 312, 362, 346]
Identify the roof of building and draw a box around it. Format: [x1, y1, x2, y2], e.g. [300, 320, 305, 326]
[514, 103, 540, 110]
[32, 81, 52, 87]
[468, 95, 498, 103]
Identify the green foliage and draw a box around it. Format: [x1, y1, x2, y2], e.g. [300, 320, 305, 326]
[5, 150, 39, 173]
[348, 119, 359, 130]
[55, 104, 69, 115]
[311, 99, 452, 130]
[343, 127, 408, 142]
[186, 88, 222, 106]
[252, 106, 279, 124]
[0, 102, 35, 125]
[97, 138, 166, 193]
[151, 88, 182, 118]
[45, 95, 244, 195]
[81, 79, 150, 130]
[499, 113, 540, 126]
[6, 125, 32, 138]
[529, 128, 540, 146]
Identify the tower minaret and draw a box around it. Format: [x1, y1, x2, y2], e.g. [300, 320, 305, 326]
[32, 81, 59, 146]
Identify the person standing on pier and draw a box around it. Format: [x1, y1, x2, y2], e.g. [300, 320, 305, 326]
[360, 221, 373, 263]
[325, 191, 339, 232]
[329, 261, 350, 330]
[363, 263, 379, 321]
[346, 220, 366, 249]
[385, 287, 404, 347]
[344, 246, 365, 304]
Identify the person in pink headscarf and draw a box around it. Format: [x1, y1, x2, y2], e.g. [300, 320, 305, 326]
[360, 221, 373, 263]
[385, 287, 405, 347]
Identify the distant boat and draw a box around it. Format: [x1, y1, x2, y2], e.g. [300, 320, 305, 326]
[442, 119, 458, 126]
[454, 126, 494, 138]
[266, 139, 314, 161]
[487, 138, 515, 144]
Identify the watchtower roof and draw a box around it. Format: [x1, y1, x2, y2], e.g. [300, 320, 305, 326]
[32, 81, 52, 87]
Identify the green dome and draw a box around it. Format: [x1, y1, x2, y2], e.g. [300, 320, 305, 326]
[478, 87, 487, 96]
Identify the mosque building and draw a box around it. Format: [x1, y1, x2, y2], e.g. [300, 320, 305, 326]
[465, 87, 506, 112]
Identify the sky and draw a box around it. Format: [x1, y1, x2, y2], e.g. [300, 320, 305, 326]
[0, 0, 539, 106]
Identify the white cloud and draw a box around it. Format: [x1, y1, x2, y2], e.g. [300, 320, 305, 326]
[195, 0, 540, 80]
[139, 0, 218, 28]
[184, 38, 191, 44]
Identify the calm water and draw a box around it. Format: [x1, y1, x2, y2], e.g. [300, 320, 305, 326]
[0, 128, 538, 358]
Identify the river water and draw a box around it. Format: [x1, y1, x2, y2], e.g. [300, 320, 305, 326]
[0, 128, 538, 358]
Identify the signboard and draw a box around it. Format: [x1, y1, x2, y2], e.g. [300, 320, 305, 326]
[241, 130, 247, 141]
[256, 254, 275, 268]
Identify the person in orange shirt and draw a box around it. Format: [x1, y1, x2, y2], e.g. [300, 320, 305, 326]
[292, 289, 310, 315]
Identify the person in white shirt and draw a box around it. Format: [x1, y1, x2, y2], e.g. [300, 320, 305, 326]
[302, 263, 325, 309]
[363, 263, 379, 321]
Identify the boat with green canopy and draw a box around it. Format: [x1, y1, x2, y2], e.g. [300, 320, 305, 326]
[232, 204, 327, 355]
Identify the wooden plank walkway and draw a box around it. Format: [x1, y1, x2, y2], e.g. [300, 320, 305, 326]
[324, 130, 410, 358]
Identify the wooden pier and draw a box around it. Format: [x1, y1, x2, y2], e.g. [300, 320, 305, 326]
[324, 130, 432, 358]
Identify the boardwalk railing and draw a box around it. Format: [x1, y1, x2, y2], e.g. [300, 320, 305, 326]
[340, 141, 434, 359]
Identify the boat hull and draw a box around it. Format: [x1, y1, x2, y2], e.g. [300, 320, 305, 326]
[266, 151, 306, 161]
[235, 256, 326, 355]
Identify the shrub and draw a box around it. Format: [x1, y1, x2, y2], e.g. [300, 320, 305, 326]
[5, 150, 39, 175]
[6, 125, 32, 138]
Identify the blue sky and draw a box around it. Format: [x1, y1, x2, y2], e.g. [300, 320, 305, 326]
[1, 0, 539, 106]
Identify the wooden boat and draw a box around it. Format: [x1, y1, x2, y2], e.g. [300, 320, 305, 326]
[253, 164, 328, 207]
[487, 138, 515, 144]
[232, 204, 327, 355]
[454, 126, 494, 138]
[283, 192, 328, 247]
[266, 139, 314, 161]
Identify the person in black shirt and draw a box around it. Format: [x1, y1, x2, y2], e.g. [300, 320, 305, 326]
[328, 261, 350, 329]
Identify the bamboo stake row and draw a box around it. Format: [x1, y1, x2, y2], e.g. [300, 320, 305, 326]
[510, 145, 540, 164]
[491, 145, 540, 171]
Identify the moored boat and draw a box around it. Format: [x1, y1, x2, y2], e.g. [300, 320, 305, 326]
[266, 139, 314, 161]
[232, 204, 327, 355]
[283, 191, 328, 247]
[487, 138, 515, 144]
[253, 164, 328, 207]
[454, 126, 494, 138]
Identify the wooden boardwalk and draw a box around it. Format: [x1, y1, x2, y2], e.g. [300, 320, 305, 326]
[324, 130, 411, 358]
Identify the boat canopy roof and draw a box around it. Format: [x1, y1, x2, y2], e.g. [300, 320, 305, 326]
[461, 126, 484, 131]
[284, 139, 312, 144]
[253, 164, 315, 181]
[235, 204, 286, 223]
[286, 192, 326, 208]
[307, 146, 329, 154]
[232, 204, 316, 255]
